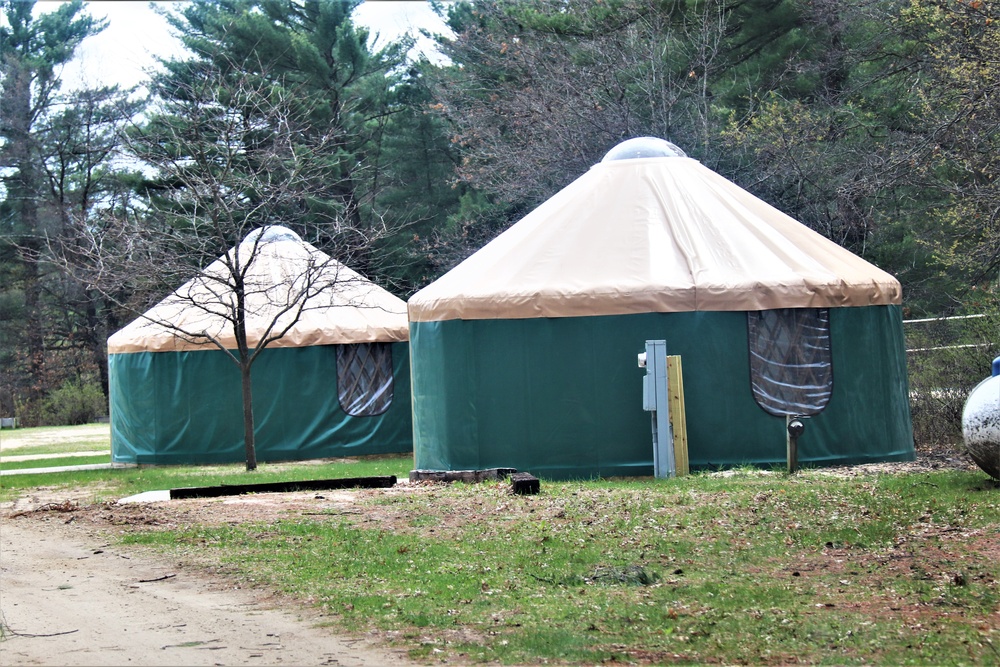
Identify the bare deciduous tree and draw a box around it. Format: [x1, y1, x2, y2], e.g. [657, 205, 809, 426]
[901, 0, 1000, 291]
[428, 0, 801, 209]
[63, 66, 388, 470]
[419, 0, 755, 271]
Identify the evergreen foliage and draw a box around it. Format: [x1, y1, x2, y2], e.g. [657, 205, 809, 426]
[0, 0, 134, 422]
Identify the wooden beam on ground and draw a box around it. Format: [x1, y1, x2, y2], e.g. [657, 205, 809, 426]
[169, 476, 396, 500]
[509, 472, 540, 495]
[408, 468, 517, 483]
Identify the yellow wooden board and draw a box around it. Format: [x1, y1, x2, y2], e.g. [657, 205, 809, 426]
[667, 356, 689, 476]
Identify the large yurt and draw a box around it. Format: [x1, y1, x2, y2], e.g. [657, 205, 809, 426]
[109, 226, 412, 465]
[408, 138, 914, 479]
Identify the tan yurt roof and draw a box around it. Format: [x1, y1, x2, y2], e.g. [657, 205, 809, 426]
[408, 138, 901, 323]
[109, 226, 408, 353]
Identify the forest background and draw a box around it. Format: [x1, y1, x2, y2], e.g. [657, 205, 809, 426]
[1, 0, 997, 437]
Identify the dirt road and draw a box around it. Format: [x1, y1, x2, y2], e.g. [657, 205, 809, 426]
[0, 514, 416, 666]
[0, 424, 423, 666]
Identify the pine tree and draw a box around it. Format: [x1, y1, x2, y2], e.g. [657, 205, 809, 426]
[0, 0, 115, 419]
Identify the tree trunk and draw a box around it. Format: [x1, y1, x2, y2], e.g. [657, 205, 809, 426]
[241, 361, 257, 471]
[86, 294, 110, 401]
[4, 57, 47, 403]
[234, 277, 257, 472]
[22, 256, 44, 403]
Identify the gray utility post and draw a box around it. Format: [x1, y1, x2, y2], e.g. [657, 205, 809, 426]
[640, 339, 676, 479]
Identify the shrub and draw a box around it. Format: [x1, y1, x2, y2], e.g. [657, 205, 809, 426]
[37, 379, 108, 426]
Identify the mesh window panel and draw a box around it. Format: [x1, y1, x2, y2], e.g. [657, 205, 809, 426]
[336, 342, 394, 417]
[747, 308, 833, 417]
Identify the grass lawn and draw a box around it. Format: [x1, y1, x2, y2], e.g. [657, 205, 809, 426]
[133, 470, 998, 666]
[4, 425, 999, 665]
[0, 454, 411, 502]
[0, 454, 112, 471]
[0, 423, 111, 456]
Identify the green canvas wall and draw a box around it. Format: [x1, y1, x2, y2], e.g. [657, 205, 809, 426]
[110, 342, 412, 465]
[410, 306, 913, 479]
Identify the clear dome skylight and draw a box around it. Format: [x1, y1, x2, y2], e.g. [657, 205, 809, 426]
[245, 225, 302, 244]
[601, 137, 687, 162]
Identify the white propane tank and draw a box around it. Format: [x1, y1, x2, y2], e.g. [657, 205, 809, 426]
[962, 356, 1000, 480]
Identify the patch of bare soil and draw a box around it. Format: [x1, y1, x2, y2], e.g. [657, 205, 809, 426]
[810, 440, 983, 477]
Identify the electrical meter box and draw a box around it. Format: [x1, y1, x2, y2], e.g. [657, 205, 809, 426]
[639, 340, 675, 478]
[638, 352, 656, 411]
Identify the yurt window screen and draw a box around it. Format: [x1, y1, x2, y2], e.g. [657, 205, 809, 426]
[336, 343, 394, 417]
[747, 308, 832, 417]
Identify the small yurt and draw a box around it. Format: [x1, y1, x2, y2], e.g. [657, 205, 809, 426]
[408, 138, 914, 479]
[109, 226, 412, 465]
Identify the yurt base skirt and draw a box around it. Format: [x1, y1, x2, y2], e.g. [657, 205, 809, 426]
[409, 307, 914, 480]
[109, 343, 413, 465]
